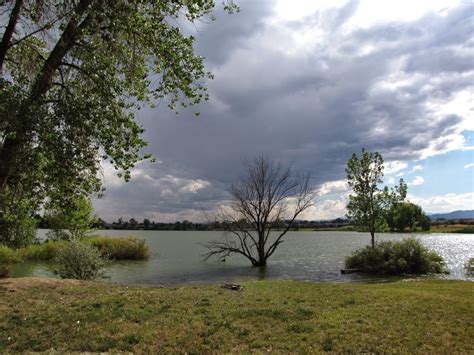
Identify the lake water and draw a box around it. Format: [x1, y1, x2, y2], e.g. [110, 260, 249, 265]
[11, 230, 474, 285]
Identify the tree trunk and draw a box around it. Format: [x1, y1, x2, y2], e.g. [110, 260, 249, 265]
[257, 232, 266, 266]
[0, 0, 24, 73]
[0, 0, 93, 194]
[370, 230, 375, 248]
[0, 134, 20, 190]
[253, 258, 267, 267]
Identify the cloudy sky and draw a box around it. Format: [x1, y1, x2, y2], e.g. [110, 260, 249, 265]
[95, 0, 474, 222]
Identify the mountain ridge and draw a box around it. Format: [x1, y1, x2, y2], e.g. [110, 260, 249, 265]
[428, 210, 474, 220]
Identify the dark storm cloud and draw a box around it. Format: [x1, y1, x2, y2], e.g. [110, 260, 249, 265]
[95, 2, 474, 221]
[192, 0, 274, 65]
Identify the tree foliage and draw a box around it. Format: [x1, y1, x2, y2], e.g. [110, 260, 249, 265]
[0, 0, 237, 243]
[346, 149, 407, 247]
[204, 156, 314, 266]
[46, 195, 97, 241]
[0, 184, 37, 248]
[387, 202, 430, 232]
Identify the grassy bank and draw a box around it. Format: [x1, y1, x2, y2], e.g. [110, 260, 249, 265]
[430, 224, 474, 233]
[298, 224, 474, 233]
[0, 279, 472, 353]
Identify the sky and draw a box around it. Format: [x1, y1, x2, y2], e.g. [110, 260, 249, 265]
[94, 0, 474, 222]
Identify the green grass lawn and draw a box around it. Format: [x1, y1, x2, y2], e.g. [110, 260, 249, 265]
[0, 278, 472, 353]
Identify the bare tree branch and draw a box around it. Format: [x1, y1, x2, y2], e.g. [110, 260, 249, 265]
[204, 156, 315, 267]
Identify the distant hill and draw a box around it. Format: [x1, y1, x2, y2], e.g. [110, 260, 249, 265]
[428, 210, 474, 220]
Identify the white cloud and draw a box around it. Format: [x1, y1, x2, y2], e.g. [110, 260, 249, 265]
[316, 179, 348, 196]
[409, 176, 425, 186]
[409, 192, 474, 213]
[299, 197, 349, 220]
[179, 179, 211, 193]
[411, 165, 424, 172]
[385, 161, 408, 174]
[464, 163, 474, 169]
[345, 0, 460, 30]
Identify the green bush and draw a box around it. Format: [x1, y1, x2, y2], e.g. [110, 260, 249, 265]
[54, 241, 108, 280]
[345, 238, 447, 275]
[0, 245, 19, 278]
[85, 236, 149, 260]
[16, 241, 68, 261]
[465, 258, 474, 276]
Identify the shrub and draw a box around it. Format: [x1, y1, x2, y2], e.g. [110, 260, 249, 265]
[16, 241, 68, 261]
[54, 241, 108, 280]
[0, 245, 19, 278]
[345, 238, 447, 275]
[465, 258, 474, 276]
[85, 236, 149, 260]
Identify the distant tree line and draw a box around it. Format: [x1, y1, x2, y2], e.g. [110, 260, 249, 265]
[431, 218, 474, 225]
[33, 215, 474, 232]
[35, 216, 354, 231]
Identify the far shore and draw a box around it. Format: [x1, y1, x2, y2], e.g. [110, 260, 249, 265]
[35, 224, 474, 234]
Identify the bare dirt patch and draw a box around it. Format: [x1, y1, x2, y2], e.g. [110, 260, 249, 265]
[0, 277, 82, 292]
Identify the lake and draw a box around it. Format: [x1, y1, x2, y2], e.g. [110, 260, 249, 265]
[11, 230, 474, 285]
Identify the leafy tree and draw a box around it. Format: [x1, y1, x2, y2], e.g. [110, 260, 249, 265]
[128, 218, 138, 230]
[0, 0, 237, 241]
[346, 149, 406, 248]
[388, 202, 430, 232]
[46, 195, 97, 241]
[0, 184, 37, 248]
[204, 156, 314, 267]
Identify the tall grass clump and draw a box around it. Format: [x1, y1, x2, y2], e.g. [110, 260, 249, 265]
[345, 238, 447, 275]
[54, 241, 107, 280]
[0, 245, 19, 278]
[16, 241, 69, 261]
[85, 236, 149, 260]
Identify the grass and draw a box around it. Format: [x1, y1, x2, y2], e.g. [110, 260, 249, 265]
[0, 278, 472, 353]
[430, 224, 474, 233]
[296, 224, 474, 233]
[85, 236, 149, 260]
[16, 241, 68, 261]
[0, 236, 149, 265]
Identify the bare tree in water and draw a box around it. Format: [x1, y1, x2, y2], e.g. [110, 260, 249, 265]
[204, 156, 314, 267]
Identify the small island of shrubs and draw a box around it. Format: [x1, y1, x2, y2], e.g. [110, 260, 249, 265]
[345, 238, 447, 275]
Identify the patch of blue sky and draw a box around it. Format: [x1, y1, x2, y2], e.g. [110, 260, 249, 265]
[387, 146, 473, 198]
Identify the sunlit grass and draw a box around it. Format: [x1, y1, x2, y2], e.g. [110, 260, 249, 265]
[0, 279, 472, 352]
